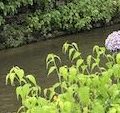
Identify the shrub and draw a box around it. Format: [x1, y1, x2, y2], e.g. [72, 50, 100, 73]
[0, 0, 120, 49]
[6, 42, 120, 113]
[27, 0, 120, 34]
[0, 24, 33, 48]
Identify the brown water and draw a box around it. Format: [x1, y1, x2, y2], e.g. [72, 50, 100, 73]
[0, 24, 119, 113]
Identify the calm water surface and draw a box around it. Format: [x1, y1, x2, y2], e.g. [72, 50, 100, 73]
[0, 24, 120, 113]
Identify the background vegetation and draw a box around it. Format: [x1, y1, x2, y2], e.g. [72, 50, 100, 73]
[0, 0, 120, 48]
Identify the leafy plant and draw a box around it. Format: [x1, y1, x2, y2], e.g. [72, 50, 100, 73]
[0, 0, 120, 49]
[27, 0, 120, 35]
[6, 42, 120, 113]
[0, 24, 33, 48]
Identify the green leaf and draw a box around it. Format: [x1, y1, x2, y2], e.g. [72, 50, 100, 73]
[106, 54, 114, 61]
[72, 42, 79, 51]
[91, 63, 97, 71]
[16, 86, 22, 100]
[95, 58, 100, 64]
[78, 86, 90, 106]
[91, 102, 105, 113]
[69, 66, 77, 76]
[0, 2, 4, 10]
[62, 42, 69, 53]
[22, 84, 31, 99]
[59, 66, 68, 80]
[37, 97, 48, 106]
[72, 51, 81, 61]
[116, 53, 120, 64]
[26, 75, 37, 85]
[87, 55, 92, 68]
[93, 45, 99, 54]
[108, 108, 117, 113]
[48, 66, 56, 75]
[46, 54, 54, 63]
[81, 65, 87, 73]
[106, 62, 113, 69]
[76, 59, 84, 68]
[10, 73, 16, 86]
[69, 48, 75, 60]
[14, 68, 24, 80]
[69, 66, 77, 82]
[112, 64, 120, 78]
[46, 59, 53, 69]
[54, 54, 61, 62]
[6, 73, 10, 85]
[52, 83, 60, 89]
[63, 101, 72, 112]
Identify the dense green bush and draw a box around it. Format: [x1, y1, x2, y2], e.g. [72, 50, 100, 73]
[0, 24, 33, 48]
[27, 0, 120, 34]
[0, 0, 120, 49]
[6, 42, 120, 113]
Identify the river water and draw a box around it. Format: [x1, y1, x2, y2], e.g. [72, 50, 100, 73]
[0, 24, 119, 113]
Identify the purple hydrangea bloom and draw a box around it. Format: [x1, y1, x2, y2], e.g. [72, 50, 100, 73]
[105, 31, 120, 52]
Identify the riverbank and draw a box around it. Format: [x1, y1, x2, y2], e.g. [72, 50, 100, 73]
[0, 17, 120, 50]
[0, 0, 120, 50]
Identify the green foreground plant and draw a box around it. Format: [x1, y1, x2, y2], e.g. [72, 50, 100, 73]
[6, 42, 120, 113]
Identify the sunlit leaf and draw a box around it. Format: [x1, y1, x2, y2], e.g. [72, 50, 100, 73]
[46, 54, 54, 63]
[26, 75, 37, 85]
[76, 59, 84, 68]
[78, 86, 90, 106]
[54, 54, 61, 62]
[69, 48, 75, 60]
[62, 42, 69, 53]
[6, 73, 10, 85]
[48, 66, 56, 75]
[16, 86, 22, 100]
[59, 66, 68, 80]
[93, 45, 99, 54]
[14, 68, 24, 80]
[72, 51, 81, 61]
[46, 59, 53, 69]
[72, 42, 79, 51]
[91, 63, 97, 71]
[10, 73, 16, 86]
[87, 55, 92, 68]
[91, 102, 105, 113]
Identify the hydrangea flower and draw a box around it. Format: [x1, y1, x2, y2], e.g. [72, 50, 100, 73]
[105, 31, 120, 52]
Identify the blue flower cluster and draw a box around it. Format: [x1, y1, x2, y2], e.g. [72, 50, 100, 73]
[105, 31, 120, 52]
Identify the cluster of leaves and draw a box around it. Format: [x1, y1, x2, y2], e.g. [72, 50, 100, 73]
[0, 0, 63, 26]
[0, 24, 33, 48]
[27, 0, 120, 34]
[6, 42, 120, 113]
[0, 0, 33, 25]
[0, 0, 120, 49]
[0, 0, 65, 48]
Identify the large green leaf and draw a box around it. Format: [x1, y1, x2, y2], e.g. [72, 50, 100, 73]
[48, 66, 56, 75]
[78, 86, 90, 106]
[26, 75, 37, 86]
[91, 101, 105, 113]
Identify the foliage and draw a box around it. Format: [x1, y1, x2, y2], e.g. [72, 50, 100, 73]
[0, 0, 120, 49]
[0, 0, 61, 25]
[6, 42, 120, 113]
[27, 0, 120, 34]
[0, 24, 33, 48]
